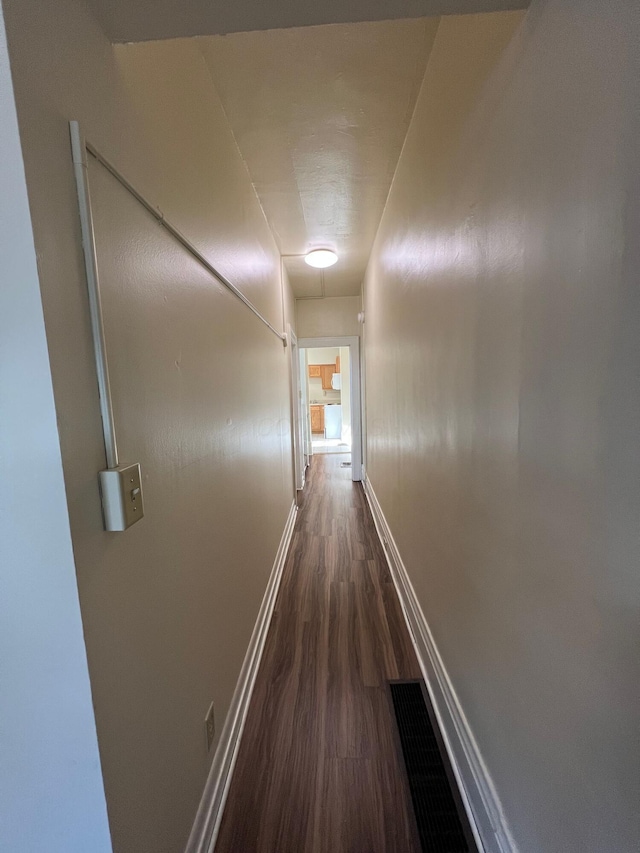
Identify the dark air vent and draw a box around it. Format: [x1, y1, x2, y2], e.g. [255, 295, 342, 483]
[389, 680, 476, 853]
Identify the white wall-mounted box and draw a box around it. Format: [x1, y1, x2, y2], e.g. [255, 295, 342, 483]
[99, 463, 144, 531]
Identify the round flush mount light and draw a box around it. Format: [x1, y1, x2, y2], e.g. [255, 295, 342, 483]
[304, 249, 338, 269]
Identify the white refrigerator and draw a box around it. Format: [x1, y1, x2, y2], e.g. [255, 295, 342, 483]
[324, 404, 342, 439]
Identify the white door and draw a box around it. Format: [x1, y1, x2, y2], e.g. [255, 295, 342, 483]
[288, 325, 305, 491]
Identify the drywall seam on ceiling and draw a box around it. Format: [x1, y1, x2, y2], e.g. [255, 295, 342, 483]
[197, 44, 295, 327]
[197, 42, 285, 255]
[381, 17, 440, 199]
[366, 18, 441, 279]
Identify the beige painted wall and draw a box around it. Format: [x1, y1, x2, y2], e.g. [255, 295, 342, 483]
[296, 295, 362, 338]
[306, 346, 340, 363]
[364, 4, 640, 852]
[3, 1, 294, 851]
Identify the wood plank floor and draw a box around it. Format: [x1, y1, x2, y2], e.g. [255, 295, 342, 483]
[215, 454, 423, 853]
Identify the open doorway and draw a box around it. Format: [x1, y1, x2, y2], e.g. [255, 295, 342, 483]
[298, 336, 362, 481]
[306, 346, 349, 454]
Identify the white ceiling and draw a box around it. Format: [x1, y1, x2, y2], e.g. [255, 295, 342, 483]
[83, 0, 527, 297]
[84, 0, 528, 43]
[200, 19, 440, 297]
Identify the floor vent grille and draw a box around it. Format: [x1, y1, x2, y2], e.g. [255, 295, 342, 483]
[389, 680, 476, 853]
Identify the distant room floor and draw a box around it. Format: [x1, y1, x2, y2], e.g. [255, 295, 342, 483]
[311, 437, 351, 454]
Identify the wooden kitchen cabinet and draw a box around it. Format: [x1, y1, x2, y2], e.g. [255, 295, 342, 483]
[309, 363, 336, 390]
[320, 365, 335, 390]
[310, 405, 325, 434]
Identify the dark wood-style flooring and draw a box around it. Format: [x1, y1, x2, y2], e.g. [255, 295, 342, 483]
[215, 454, 423, 853]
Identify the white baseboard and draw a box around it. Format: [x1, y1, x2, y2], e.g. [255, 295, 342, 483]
[362, 476, 517, 853]
[185, 500, 298, 853]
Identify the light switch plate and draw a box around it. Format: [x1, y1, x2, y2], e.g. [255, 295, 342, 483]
[99, 463, 144, 531]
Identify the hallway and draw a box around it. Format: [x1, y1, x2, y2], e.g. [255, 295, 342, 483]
[4, 2, 640, 851]
[216, 455, 422, 852]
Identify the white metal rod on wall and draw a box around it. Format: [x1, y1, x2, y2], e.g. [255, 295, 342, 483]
[70, 120, 119, 469]
[73, 123, 286, 345]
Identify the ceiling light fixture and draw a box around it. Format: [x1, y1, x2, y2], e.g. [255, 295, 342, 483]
[304, 249, 338, 269]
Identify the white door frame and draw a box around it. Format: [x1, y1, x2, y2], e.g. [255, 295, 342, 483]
[298, 336, 363, 482]
[288, 325, 306, 491]
[298, 345, 312, 466]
